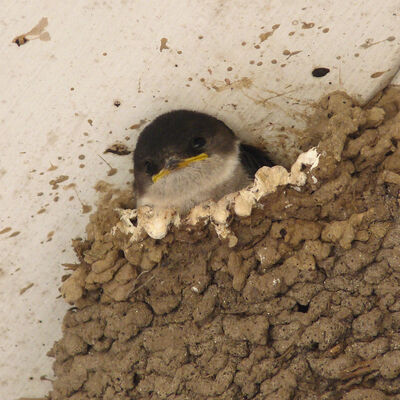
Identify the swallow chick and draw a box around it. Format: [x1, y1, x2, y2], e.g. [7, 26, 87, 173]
[133, 110, 274, 213]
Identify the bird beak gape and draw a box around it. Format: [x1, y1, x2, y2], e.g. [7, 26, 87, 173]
[152, 153, 208, 183]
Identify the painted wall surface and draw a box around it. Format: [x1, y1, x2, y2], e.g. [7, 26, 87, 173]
[1, 1, 399, 398]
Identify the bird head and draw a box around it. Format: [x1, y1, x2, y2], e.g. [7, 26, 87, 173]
[133, 110, 237, 199]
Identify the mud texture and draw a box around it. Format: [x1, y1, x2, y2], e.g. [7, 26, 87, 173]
[49, 89, 400, 399]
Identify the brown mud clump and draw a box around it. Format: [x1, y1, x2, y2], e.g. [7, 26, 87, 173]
[49, 89, 400, 399]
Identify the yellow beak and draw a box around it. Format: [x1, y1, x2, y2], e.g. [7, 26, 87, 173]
[152, 152, 208, 183]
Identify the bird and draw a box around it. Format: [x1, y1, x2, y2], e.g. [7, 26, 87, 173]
[133, 110, 274, 213]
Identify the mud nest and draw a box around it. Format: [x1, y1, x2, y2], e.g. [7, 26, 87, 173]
[48, 89, 400, 400]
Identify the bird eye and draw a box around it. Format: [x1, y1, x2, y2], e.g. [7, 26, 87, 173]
[144, 160, 156, 176]
[191, 137, 206, 149]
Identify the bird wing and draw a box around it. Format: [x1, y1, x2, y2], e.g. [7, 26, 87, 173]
[239, 143, 274, 177]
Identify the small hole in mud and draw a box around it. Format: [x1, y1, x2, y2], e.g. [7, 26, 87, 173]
[300, 163, 307, 171]
[118, 250, 125, 259]
[280, 228, 287, 237]
[312, 67, 330, 77]
[296, 303, 310, 313]
[133, 373, 141, 385]
[383, 182, 391, 194]
[114, 100, 121, 107]
[348, 131, 361, 140]
[390, 137, 397, 147]
[385, 150, 394, 157]
[130, 217, 138, 227]
[327, 112, 333, 119]
[310, 342, 318, 350]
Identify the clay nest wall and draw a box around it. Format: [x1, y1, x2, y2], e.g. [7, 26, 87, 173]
[48, 89, 400, 400]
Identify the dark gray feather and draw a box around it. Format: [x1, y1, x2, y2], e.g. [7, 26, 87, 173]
[239, 143, 274, 176]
